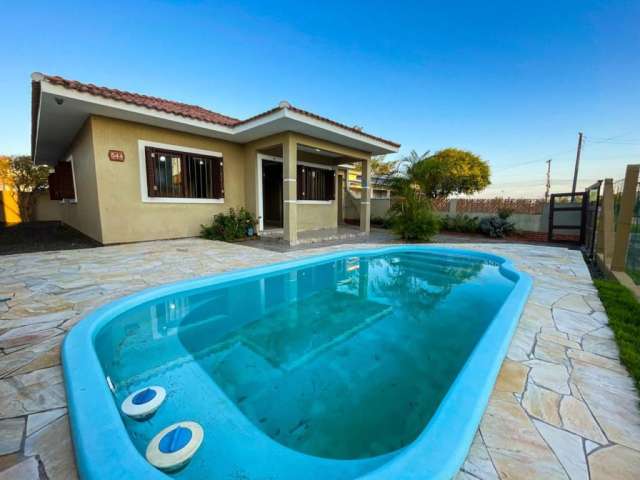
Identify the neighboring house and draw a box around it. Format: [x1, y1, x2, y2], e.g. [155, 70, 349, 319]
[346, 168, 392, 199]
[31, 73, 399, 245]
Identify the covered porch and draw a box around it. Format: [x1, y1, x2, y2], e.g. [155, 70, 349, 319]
[250, 132, 374, 246]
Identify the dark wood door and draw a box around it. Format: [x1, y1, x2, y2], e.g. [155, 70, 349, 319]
[262, 161, 283, 228]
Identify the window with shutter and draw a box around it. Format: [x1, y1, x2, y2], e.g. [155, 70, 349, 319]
[49, 161, 75, 201]
[296, 165, 335, 201]
[144, 147, 224, 200]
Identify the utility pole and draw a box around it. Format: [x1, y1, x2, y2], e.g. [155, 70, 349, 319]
[571, 132, 583, 201]
[545, 159, 552, 202]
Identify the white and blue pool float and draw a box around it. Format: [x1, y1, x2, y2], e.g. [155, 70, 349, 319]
[121, 386, 166, 420]
[146, 421, 204, 471]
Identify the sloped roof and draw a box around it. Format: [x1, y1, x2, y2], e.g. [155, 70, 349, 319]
[35, 74, 400, 148]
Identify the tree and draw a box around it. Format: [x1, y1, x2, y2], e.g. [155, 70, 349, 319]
[370, 155, 398, 176]
[408, 148, 490, 198]
[0, 155, 50, 221]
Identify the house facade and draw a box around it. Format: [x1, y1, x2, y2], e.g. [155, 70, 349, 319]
[31, 74, 399, 245]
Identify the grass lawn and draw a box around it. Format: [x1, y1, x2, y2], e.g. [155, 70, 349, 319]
[594, 279, 640, 392]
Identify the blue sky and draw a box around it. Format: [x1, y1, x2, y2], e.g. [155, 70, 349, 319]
[2, 0, 639, 197]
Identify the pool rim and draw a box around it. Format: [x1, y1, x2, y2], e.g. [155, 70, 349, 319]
[62, 245, 532, 480]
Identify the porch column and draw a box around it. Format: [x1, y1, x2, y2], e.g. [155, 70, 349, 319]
[360, 157, 371, 233]
[283, 136, 298, 245]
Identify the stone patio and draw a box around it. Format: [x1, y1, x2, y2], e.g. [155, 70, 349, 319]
[1, 238, 639, 479]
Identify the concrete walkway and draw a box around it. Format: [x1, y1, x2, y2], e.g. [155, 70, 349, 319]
[0, 239, 639, 479]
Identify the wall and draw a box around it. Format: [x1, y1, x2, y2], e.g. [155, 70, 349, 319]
[90, 116, 246, 244]
[59, 119, 104, 241]
[344, 189, 389, 221]
[33, 192, 61, 221]
[0, 189, 20, 224]
[49, 119, 372, 243]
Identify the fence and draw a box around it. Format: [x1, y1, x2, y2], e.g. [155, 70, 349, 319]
[596, 164, 640, 298]
[625, 181, 640, 283]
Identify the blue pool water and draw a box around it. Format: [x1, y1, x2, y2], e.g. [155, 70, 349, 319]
[90, 249, 517, 478]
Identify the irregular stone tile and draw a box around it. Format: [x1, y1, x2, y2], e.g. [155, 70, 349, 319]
[584, 440, 599, 454]
[507, 324, 537, 362]
[526, 360, 570, 394]
[555, 294, 593, 314]
[0, 309, 75, 329]
[530, 287, 568, 308]
[582, 334, 619, 360]
[0, 334, 63, 378]
[13, 342, 61, 376]
[588, 444, 640, 480]
[559, 395, 607, 444]
[568, 349, 628, 375]
[589, 326, 615, 339]
[26, 407, 67, 436]
[553, 308, 602, 337]
[24, 415, 77, 479]
[539, 331, 582, 350]
[455, 472, 477, 480]
[521, 302, 555, 329]
[0, 366, 66, 418]
[480, 391, 568, 479]
[494, 359, 529, 394]
[585, 296, 605, 313]
[0, 322, 60, 349]
[572, 362, 640, 450]
[522, 381, 562, 426]
[0, 417, 25, 455]
[459, 432, 499, 480]
[534, 338, 569, 365]
[533, 419, 588, 480]
[0, 452, 22, 472]
[590, 311, 609, 325]
[0, 456, 40, 480]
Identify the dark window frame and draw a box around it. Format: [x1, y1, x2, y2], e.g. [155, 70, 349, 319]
[144, 146, 224, 200]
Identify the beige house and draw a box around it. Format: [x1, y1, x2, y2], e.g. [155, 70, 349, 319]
[31, 73, 399, 245]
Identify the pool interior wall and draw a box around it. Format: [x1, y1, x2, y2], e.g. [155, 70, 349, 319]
[62, 246, 532, 480]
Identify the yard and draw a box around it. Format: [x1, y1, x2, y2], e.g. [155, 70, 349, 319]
[1, 238, 639, 479]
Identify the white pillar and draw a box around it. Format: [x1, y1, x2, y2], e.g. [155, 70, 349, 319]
[360, 158, 371, 233]
[283, 136, 298, 245]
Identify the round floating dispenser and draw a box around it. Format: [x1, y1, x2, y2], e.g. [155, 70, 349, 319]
[121, 386, 166, 420]
[146, 421, 204, 472]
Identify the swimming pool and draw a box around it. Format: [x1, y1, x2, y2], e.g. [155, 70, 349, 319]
[63, 246, 531, 479]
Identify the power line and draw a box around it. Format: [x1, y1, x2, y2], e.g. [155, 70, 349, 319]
[490, 147, 575, 173]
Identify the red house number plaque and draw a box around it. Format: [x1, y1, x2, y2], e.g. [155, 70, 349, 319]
[108, 150, 125, 162]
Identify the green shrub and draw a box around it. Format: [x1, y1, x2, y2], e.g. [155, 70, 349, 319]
[201, 208, 257, 242]
[388, 191, 440, 241]
[371, 216, 391, 229]
[497, 207, 514, 220]
[441, 214, 480, 233]
[479, 215, 515, 238]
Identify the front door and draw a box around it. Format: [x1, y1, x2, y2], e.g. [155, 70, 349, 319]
[262, 160, 283, 228]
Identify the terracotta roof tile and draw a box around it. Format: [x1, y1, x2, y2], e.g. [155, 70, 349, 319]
[43, 75, 240, 127]
[37, 74, 399, 148]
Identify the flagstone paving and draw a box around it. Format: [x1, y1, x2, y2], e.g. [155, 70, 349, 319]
[1, 238, 639, 479]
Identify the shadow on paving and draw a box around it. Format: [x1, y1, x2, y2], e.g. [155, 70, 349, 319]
[0, 221, 100, 255]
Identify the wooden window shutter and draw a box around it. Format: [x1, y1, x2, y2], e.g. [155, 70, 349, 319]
[326, 170, 336, 200]
[55, 162, 75, 199]
[145, 147, 158, 197]
[48, 172, 61, 200]
[297, 165, 306, 199]
[211, 157, 224, 198]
